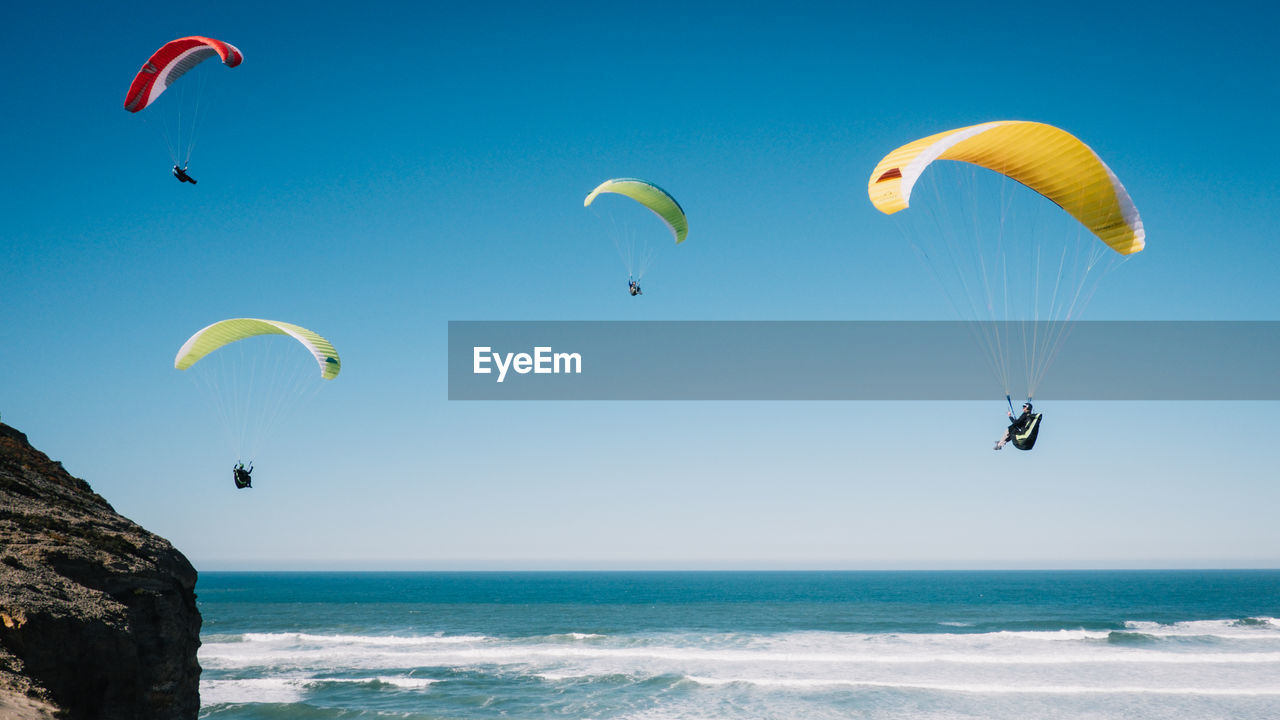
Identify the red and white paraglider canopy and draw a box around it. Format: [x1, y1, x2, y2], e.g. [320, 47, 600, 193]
[124, 36, 242, 113]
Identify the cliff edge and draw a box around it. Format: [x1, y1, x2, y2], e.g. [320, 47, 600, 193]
[0, 422, 201, 719]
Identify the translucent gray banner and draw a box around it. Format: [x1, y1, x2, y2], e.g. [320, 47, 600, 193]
[447, 321, 1280, 400]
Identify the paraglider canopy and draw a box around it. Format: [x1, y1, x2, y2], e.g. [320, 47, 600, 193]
[866, 120, 1146, 401]
[124, 36, 243, 113]
[585, 178, 689, 244]
[868, 120, 1144, 255]
[174, 318, 341, 379]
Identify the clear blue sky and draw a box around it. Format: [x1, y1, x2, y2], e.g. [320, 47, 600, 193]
[2, 1, 1278, 569]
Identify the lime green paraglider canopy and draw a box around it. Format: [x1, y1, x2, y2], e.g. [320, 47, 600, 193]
[584, 178, 688, 244]
[174, 318, 341, 379]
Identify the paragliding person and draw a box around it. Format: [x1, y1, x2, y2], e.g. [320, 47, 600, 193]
[868, 122, 1141, 451]
[176, 319, 341, 487]
[994, 402, 1036, 450]
[126, 37, 242, 178]
[233, 462, 253, 489]
[172, 165, 197, 184]
[585, 178, 687, 295]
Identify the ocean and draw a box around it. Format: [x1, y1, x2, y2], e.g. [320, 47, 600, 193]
[197, 571, 1280, 719]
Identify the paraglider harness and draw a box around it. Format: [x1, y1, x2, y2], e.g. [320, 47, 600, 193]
[172, 165, 197, 185]
[1006, 397, 1042, 451]
[233, 462, 253, 489]
[628, 278, 642, 296]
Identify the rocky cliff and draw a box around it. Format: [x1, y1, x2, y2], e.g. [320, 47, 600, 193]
[0, 422, 201, 719]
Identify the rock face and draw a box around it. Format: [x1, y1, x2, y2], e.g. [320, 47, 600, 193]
[0, 423, 201, 719]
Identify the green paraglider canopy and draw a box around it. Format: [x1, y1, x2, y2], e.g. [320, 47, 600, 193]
[584, 178, 688, 244]
[174, 318, 341, 467]
[174, 318, 340, 379]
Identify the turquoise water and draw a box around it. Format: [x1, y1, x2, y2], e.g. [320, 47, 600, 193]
[198, 571, 1280, 719]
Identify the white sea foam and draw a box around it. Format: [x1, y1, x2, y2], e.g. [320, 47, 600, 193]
[684, 676, 1280, 696]
[984, 629, 1111, 641]
[238, 631, 488, 645]
[200, 677, 309, 705]
[307, 676, 440, 689]
[200, 631, 1280, 670]
[199, 674, 437, 705]
[197, 625, 1280, 666]
[200, 624, 1280, 707]
[1123, 618, 1280, 639]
